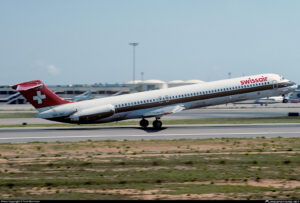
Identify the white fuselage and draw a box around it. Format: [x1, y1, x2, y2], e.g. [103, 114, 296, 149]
[36, 73, 297, 124]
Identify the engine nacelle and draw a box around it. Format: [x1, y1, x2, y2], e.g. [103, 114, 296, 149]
[36, 104, 77, 119]
[69, 104, 115, 121]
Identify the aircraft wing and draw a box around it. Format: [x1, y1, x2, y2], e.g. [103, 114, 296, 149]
[142, 104, 185, 118]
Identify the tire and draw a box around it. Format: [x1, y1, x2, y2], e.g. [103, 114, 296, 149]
[140, 119, 149, 128]
[153, 120, 162, 129]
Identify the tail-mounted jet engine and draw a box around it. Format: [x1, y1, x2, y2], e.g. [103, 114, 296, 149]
[69, 104, 115, 121]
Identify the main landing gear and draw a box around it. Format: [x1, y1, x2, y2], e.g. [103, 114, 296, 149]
[140, 118, 162, 129]
[140, 119, 149, 128]
[152, 119, 162, 129]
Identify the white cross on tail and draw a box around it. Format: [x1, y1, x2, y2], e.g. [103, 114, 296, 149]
[33, 91, 46, 104]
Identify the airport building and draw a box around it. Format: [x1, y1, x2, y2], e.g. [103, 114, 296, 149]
[0, 84, 131, 104]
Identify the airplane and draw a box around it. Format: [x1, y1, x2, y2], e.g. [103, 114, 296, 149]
[254, 96, 286, 106]
[72, 90, 93, 102]
[11, 73, 297, 129]
[232, 96, 287, 106]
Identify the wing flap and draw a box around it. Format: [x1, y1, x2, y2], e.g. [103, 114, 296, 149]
[142, 104, 185, 118]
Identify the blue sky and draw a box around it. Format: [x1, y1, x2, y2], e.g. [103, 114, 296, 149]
[1, 0, 300, 85]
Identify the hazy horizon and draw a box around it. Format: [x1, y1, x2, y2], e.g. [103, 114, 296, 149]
[1, 0, 300, 85]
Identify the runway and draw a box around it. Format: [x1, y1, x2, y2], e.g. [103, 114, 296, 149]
[0, 123, 300, 143]
[1, 105, 300, 125]
[1, 104, 300, 143]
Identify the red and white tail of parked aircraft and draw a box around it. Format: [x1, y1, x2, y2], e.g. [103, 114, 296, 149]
[11, 73, 297, 129]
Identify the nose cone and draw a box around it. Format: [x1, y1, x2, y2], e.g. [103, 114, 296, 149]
[279, 80, 297, 94]
[287, 81, 298, 93]
[290, 83, 298, 90]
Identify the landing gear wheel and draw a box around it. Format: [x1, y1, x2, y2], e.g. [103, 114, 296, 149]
[140, 119, 149, 128]
[153, 120, 162, 129]
[282, 94, 288, 103]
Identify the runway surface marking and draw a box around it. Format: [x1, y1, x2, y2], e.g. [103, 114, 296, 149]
[0, 131, 299, 140]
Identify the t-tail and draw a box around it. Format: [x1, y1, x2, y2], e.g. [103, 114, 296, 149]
[11, 80, 72, 111]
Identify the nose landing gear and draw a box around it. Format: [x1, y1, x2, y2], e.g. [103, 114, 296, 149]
[282, 94, 288, 103]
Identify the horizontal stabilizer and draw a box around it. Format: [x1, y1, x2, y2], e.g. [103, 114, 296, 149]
[11, 80, 43, 91]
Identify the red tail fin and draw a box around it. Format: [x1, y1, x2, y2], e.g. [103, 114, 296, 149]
[11, 80, 72, 109]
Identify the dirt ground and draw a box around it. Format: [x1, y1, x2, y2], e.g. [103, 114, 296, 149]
[0, 138, 299, 200]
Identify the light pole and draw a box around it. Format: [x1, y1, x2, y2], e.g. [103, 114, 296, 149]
[228, 72, 231, 79]
[129, 42, 139, 83]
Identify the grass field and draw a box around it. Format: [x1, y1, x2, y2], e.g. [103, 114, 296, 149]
[0, 113, 36, 118]
[0, 137, 299, 200]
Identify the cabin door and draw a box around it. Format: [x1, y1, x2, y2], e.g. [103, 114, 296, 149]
[272, 80, 278, 89]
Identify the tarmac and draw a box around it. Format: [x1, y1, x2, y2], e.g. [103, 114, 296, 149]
[0, 103, 299, 143]
[1, 103, 300, 125]
[0, 123, 299, 143]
